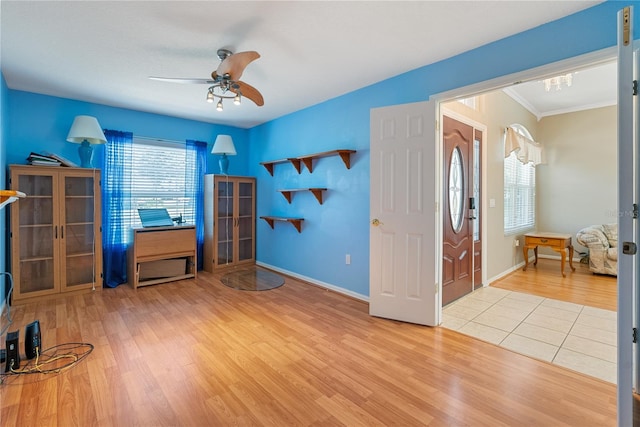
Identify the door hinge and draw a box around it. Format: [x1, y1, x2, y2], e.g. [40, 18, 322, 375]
[633, 203, 639, 219]
[634, 327, 637, 344]
[634, 80, 638, 96]
[624, 7, 631, 46]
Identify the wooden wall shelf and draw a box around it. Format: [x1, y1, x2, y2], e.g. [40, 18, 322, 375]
[260, 216, 304, 233]
[260, 158, 301, 176]
[278, 188, 327, 205]
[299, 149, 356, 173]
[260, 149, 356, 176]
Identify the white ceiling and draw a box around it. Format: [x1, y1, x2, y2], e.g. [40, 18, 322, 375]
[503, 61, 617, 120]
[1, 1, 604, 129]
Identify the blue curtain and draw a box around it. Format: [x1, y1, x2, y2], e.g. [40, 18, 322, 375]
[101, 129, 133, 287]
[186, 140, 208, 270]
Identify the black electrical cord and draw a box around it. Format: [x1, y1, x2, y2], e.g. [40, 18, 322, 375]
[0, 342, 94, 383]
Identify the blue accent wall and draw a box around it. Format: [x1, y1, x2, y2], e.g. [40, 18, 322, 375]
[1, 1, 635, 300]
[249, 1, 627, 298]
[1, 73, 8, 305]
[5, 91, 251, 176]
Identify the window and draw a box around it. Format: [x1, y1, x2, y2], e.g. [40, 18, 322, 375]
[504, 124, 536, 235]
[120, 138, 200, 243]
[457, 96, 477, 110]
[102, 132, 207, 287]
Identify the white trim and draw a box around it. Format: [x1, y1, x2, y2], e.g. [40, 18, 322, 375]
[256, 261, 369, 302]
[486, 261, 526, 285]
[440, 107, 489, 288]
[430, 47, 616, 104]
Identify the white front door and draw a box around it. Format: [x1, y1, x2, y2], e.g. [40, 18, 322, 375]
[616, 5, 637, 426]
[369, 101, 439, 326]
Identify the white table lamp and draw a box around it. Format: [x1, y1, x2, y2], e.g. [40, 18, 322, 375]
[66, 115, 107, 168]
[211, 135, 237, 175]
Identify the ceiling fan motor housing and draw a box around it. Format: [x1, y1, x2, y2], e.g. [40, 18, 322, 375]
[217, 48, 233, 61]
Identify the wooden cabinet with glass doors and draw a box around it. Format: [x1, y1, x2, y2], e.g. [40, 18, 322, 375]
[204, 175, 255, 271]
[9, 165, 102, 303]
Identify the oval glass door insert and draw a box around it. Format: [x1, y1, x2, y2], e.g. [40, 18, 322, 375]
[449, 147, 464, 232]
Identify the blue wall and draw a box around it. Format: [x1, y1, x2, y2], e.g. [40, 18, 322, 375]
[2, 1, 634, 300]
[5, 91, 251, 176]
[1, 73, 8, 305]
[248, 1, 627, 298]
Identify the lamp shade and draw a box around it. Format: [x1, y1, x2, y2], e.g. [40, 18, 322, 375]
[66, 115, 107, 144]
[211, 135, 237, 155]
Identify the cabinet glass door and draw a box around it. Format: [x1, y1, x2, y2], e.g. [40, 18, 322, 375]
[216, 180, 235, 265]
[62, 175, 96, 289]
[16, 173, 57, 294]
[237, 180, 255, 262]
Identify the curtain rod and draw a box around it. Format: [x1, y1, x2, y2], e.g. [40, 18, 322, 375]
[134, 135, 208, 145]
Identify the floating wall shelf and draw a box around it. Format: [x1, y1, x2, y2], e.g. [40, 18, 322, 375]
[260, 216, 304, 233]
[278, 188, 327, 205]
[260, 149, 356, 176]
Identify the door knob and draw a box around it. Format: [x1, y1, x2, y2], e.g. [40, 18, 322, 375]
[371, 219, 383, 227]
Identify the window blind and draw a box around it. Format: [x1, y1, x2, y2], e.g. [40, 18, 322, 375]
[504, 151, 536, 235]
[119, 138, 198, 242]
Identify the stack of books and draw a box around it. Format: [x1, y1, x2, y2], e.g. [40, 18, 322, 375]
[27, 152, 61, 166]
[26, 152, 79, 167]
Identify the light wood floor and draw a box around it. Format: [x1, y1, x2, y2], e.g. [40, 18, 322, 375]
[491, 257, 617, 312]
[1, 265, 618, 426]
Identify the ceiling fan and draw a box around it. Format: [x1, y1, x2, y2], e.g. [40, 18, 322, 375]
[149, 48, 264, 111]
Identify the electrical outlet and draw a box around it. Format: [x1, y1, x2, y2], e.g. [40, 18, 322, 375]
[345, 254, 351, 265]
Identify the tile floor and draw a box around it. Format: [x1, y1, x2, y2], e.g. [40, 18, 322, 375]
[442, 286, 617, 384]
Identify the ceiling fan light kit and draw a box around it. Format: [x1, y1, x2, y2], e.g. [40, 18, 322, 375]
[150, 48, 264, 113]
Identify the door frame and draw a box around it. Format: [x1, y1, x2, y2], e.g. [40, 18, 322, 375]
[441, 107, 488, 293]
[430, 40, 633, 421]
[429, 46, 617, 294]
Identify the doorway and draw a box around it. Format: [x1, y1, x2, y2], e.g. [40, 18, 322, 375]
[438, 59, 620, 385]
[442, 115, 483, 305]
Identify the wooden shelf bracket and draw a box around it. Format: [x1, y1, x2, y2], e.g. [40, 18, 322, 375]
[278, 188, 327, 205]
[261, 149, 356, 175]
[260, 158, 301, 176]
[260, 216, 304, 233]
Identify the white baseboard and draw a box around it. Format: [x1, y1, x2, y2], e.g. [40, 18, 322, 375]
[259, 254, 581, 303]
[486, 260, 527, 285]
[256, 261, 369, 302]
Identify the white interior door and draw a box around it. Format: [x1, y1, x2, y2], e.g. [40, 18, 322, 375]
[369, 100, 439, 326]
[617, 5, 637, 426]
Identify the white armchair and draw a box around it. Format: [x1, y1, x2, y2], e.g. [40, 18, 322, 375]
[575, 224, 617, 276]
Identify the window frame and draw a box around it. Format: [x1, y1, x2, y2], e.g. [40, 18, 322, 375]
[503, 124, 536, 236]
[120, 137, 199, 243]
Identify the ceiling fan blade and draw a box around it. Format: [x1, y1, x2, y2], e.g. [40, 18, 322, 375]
[231, 81, 264, 107]
[149, 77, 216, 84]
[215, 51, 260, 81]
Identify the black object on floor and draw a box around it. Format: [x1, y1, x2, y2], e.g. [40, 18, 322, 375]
[25, 320, 41, 359]
[5, 330, 19, 372]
